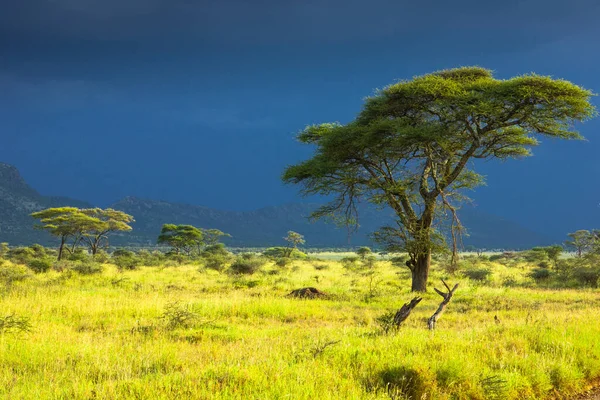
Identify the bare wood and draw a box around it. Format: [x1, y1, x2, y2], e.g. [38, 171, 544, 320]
[428, 280, 459, 330]
[393, 297, 422, 328]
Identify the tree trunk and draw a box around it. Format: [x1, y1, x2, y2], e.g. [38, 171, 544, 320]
[411, 251, 431, 292]
[58, 237, 65, 261]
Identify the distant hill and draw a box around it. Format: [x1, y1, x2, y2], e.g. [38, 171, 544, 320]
[0, 162, 552, 249]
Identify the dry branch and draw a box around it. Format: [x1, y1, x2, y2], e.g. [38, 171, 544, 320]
[393, 297, 423, 328]
[427, 279, 459, 330]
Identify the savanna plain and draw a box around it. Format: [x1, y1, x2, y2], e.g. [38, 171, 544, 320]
[1, 248, 600, 400]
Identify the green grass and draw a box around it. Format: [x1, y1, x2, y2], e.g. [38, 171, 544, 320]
[1, 256, 599, 399]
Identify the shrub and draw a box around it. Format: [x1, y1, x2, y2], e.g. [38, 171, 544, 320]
[463, 268, 491, 281]
[112, 249, 135, 258]
[159, 302, 198, 330]
[202, 243, 231, 258]
[137, 250, 164, 266]
[262, 247, 307, 259]
[70, 262, 103, 275]
[6, 247, 36, 265]
[340, 256, 360, 270]
[112, 253, 140, 271]
[203, 254, 230, 272]
[229, 254, 265, 275]
[27, 258, 53, 273]
[572, 267, 600, 288]
[0, 262, 31, 285]
[67, 248, 90, 262]
[275, 257, 292, 267]
[92, 250, 111, 263]
[529, 267, 551, 281]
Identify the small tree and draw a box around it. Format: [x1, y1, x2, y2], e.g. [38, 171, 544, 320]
[283, 231, 305, 258]
[356, 246, 372, 261]
[543, 245, 563, 268]
[30, 207, 98, 260]
[157, 224, 203, 255]
[565, 230, 595, 257]
[79, 208, 134, 255]
[201, 229, 231, 246]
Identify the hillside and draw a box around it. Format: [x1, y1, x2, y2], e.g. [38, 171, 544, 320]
[0, 162, 552, 249]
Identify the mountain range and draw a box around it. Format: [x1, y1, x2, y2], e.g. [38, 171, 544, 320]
[0, 162, 553, 249]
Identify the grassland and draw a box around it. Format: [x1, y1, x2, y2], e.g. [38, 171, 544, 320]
[1, 254, 600, 399]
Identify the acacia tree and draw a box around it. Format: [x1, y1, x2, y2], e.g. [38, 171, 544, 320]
[80, 208, 134, 255]
[565, 230, 596, 257]
[30, 207, 98, 260]
[283, 231, 305, 258]
[283, 67, 595, 292]
[157, 224, 203, 255]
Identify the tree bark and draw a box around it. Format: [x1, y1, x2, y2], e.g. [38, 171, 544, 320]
[428, 280, 459, 330]
[58, 236, 66, 261]
[411, 251, 431, 292]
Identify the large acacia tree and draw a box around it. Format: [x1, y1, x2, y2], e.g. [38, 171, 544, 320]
[283, 67, 595, 292]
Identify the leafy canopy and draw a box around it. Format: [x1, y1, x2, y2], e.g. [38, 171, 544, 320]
[283, 67, 595, 258]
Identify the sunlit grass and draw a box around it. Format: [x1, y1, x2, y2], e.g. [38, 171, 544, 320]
[1, 256, 599, 399]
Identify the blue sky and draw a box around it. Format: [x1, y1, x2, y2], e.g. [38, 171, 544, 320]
[1, 0, 600, 237]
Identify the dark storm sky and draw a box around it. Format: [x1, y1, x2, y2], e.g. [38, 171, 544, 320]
[1, 0, 600, 236]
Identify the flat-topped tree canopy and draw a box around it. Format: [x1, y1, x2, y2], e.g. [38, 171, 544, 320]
[283, 66, 596, 292]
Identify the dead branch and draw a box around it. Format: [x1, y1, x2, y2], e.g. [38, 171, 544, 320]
[393, 297, 423, 328]
[427, 279, 459, 330]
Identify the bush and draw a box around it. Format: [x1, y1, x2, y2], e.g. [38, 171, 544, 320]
[92, 250, 111, 263]
[229, 254, 265, 275]
[0, 262, 31, 285]
[263, 247, 307, 259]
[137, 250, 164, 267]
[67, 248, 90, 262]
[202, 243, 231, 258]
[112, 249, 135, 258]
[529, 267, 551, 281]
[572, 267, 600, 288]
[27, 258, 53, 273]
[203, 254, 231, 272]
[275, 257, 292, 267]
[340, 256, 360, 270]
[6, 247, 36, 265]
[112, 255, 140, 271]
[70, 262, 103, 275]
[463, 268, 492, 281]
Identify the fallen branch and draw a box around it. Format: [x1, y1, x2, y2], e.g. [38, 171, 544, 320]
[393, 297, 423, 328]
[428, 279, 459, 330]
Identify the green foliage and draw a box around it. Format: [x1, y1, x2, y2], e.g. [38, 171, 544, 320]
[529, 268, 551, 281]
[67, 248, 89, 262]
[6, 247, 36, 265]
[283, 66, 596, 291]
[572, 267, 600, 288]
[0, 262, 31, 286]
[79, 208, 134, 254]
[229, 254, 265, 275]
[463, 268, 492, 282]
[136, 250, 164, 267]
[27, 258, 53, 273]
[0, 243, 8, 257]
[202, 254, 231, 272]
[111, 250, 140, 271]
[263, 247, 307, 259]
[564, 230, 596, 257]
[356, 246, 372, 260]
[158, 224, 203, 255]
[70, 262, 103, 275]
[159, 302, 198, 330]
